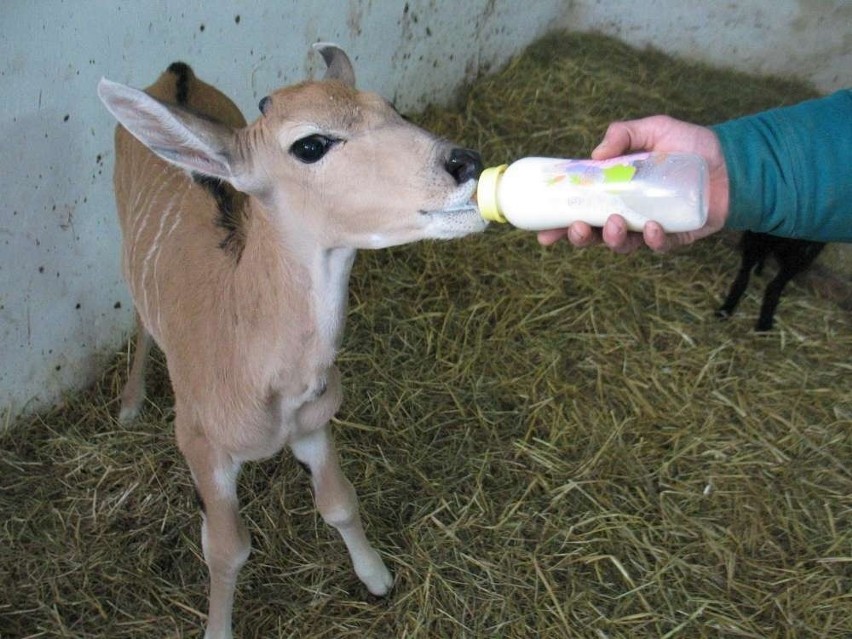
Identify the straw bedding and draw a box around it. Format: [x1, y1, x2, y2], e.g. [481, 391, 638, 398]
[2, 32, 850, 638]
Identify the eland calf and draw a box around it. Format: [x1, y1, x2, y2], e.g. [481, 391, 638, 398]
[98, 44, 485, 638]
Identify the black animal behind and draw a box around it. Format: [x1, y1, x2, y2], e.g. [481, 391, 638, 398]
[716, 231, 826, 331]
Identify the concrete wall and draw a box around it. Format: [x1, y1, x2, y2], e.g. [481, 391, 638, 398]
[2, 0, 850, 423]
[565, 0, 852, 93]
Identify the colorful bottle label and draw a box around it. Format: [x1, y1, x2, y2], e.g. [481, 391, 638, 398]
[544, 153, 649, 187]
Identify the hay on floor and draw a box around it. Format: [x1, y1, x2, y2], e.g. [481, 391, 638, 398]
[2, 32, 850, 639]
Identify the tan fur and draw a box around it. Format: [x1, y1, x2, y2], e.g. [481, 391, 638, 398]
[100, 46, 484, 639]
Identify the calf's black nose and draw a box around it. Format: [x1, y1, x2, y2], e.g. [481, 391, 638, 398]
[445, 148, 484, 185]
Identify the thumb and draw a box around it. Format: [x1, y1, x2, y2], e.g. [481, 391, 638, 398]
[591, 121, 632, 159]
[592, 118, 662, 160]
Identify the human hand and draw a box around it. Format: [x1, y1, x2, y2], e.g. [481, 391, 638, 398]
[537, 115, 730, 253]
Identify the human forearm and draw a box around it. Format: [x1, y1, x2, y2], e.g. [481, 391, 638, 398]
[712, 90, 852, 242]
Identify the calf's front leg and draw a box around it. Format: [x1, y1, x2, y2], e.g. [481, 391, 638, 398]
[290, 424, 393, 595]
[289, 370, 393, 595]
[177, 417, 250, 639]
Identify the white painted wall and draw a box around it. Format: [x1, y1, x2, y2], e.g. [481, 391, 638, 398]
[565, 0, 851, 93]
[2, 0, 850, 423]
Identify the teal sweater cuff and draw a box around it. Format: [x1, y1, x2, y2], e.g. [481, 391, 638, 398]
[711, 89, 852, 242]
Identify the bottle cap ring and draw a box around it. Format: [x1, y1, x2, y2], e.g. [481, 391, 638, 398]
[477, 164, 509, 223]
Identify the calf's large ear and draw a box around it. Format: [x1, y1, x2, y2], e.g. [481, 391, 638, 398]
[97, 77, 247, 186]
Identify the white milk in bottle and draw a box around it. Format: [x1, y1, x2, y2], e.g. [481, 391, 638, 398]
[476, 153, 708, 232]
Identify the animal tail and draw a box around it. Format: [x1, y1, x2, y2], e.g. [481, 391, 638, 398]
[166, 61, 194, 106]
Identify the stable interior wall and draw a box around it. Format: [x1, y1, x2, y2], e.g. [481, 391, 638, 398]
[564, 0, 851, 94]
[2, 0, 849, 424]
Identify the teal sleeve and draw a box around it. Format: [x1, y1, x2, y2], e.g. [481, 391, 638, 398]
[711, 89, 852, 242]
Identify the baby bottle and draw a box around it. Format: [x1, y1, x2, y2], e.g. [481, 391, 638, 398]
[476, 153, 708, 233]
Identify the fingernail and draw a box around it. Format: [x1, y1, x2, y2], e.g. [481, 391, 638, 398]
[647, 226, 668, 251]
[569, 227, 587, 246]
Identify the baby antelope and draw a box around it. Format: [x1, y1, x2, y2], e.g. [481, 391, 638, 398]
[98, 44, 485, 638]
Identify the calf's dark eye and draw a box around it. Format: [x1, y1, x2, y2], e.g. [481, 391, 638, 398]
[290, 135, 335, 163]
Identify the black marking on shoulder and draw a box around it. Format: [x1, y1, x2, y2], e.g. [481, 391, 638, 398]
[191, 172, 247, 259]
[168, 62, 192, 105]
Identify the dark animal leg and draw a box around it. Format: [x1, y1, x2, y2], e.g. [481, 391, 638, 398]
[718, 231, 825, 330]
[717, 258, 760, 319]
[755, 270, 797, 331]
[755, 242, 826, 331]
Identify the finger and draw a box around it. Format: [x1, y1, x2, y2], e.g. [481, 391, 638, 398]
[591, 123, 629, 160]
[537, 228, 567, 246]
[642, 222, 670, 252]
[592, 117, 663, 160]
[537, 224, 601, 248]
[567, 222, 600, 248]
[592, 121, 638, 159]
[601, 215, 629, 250]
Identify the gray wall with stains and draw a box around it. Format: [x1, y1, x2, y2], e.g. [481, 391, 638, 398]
[1, 0, 849, 423]
[566, 0, 851, 94]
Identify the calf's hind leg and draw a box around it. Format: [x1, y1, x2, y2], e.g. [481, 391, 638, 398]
[119, 315, 154, 422]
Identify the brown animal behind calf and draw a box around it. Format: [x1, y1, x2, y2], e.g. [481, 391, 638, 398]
[98, 44, 486, 639]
